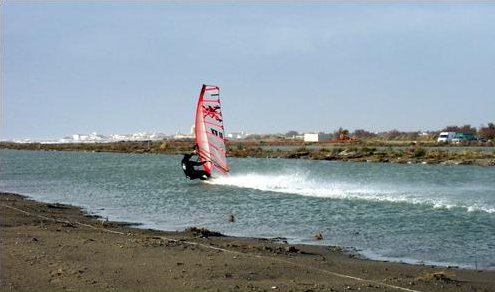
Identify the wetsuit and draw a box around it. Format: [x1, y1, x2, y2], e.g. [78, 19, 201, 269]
[181, 155, 210, 180]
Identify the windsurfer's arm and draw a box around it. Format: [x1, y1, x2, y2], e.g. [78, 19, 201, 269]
[191, 160, 207, 166]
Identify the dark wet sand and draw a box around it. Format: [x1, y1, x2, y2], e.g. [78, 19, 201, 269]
[1, 192, 494, 291]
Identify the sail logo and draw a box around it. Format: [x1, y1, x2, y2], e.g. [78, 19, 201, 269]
[203, 105, 223, 122]
[211, 128, 224, 139]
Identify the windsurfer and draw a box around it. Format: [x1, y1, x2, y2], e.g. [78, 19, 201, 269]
[181, 153, 210, 181]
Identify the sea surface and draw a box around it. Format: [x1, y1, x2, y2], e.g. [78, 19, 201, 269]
[1, 149, 494, 269]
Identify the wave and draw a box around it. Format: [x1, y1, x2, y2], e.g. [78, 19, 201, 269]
[208, 172, 495, 214]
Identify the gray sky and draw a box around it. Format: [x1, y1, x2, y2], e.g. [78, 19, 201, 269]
[2, 2, 495, 140]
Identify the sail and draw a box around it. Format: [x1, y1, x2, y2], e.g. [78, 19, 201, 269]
[194, 84, 229, 176]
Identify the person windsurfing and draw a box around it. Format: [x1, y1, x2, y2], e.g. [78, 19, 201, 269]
[185, 84, 229, 180]
[181, 152, 210, 181]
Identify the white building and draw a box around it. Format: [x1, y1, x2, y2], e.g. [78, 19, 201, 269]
[304, 133, 331, 142]
[72, 134, 89, 141]
[174, 130, 194, 139]
[227, 131, 248, 140]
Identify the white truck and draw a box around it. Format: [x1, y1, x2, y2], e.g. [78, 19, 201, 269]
[437, 132, 456, 143]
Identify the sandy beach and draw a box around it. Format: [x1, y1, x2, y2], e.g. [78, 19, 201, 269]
[1, 192, 494, 291]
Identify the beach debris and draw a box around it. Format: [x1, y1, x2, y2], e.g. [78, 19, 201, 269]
[314, 232, 323, 240]
[140, 236, 165, 247]
[431, 272, 455, 282]
[228, 213, 235, 223]
[285, 246, 299, 253]
[62, 222, 76, 228]
[185, 227, 224, 238]
[328, 246, 344, 253]
[417, 271, 458, 283]
[47, 203, 68, 209]
[260, 245, 299, 255]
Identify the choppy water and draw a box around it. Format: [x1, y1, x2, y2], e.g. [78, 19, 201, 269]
[1, 149, 494, 269]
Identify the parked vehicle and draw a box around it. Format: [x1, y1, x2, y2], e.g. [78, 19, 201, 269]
[437, 132, 456, 142]
[452, 133, 477, 143]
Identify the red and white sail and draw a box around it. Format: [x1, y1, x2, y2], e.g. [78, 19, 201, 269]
[194, 84, 229, 176]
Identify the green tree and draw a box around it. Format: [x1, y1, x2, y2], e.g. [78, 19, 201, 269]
[352, 129, 376, 139]
[480, 123, 495, 140]
[442, 124, 476, 134]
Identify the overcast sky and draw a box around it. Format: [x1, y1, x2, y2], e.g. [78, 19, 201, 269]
[2, 2, 495, 140]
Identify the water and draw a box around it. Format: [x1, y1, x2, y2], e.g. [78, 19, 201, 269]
[1, 149, 494, 269]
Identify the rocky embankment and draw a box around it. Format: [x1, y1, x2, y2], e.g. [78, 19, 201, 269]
[1, 141, 494, 166]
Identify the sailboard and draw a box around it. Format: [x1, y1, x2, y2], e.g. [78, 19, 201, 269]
[194, 84, 229, 176]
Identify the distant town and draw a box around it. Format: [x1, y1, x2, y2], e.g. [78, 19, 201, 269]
[2, 127, 250, 144]
[3, 122, 494, 145]
[2, 123, 494, 167]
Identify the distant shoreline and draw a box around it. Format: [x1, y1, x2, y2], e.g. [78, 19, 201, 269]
[2, 191, 495, 291]
[2, 140, 494, 166]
